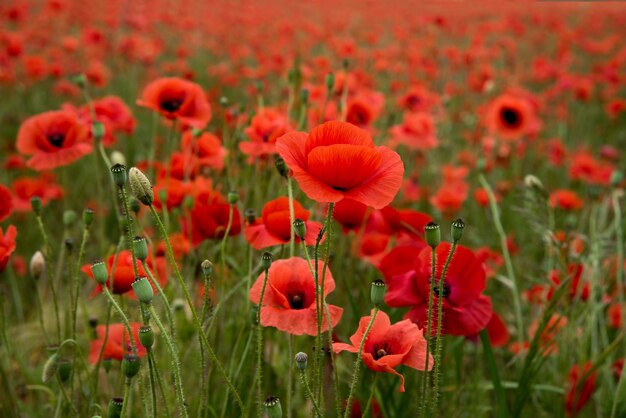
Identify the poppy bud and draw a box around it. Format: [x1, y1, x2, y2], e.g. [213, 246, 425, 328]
[293, 218, 306, 240]
[245, 208, 256, 224]
[31, 196, 42, 216]
[83, 208, 94, 227]
[57, 359, 72, 382]
[476, 158, 486, 172]
[192, 128, 203, 138]
[63, 210, 77, 227]
[42, 353, 59, 382]
[139, 325, 154, 350]
[201, 260, 213, 278]
[227, 191, 239, 205]
[108, 397, 124, 418]
[524, 174, 544, 191]
[274, 155, 289, 178]
[110, 151, 126, 167]
[325, 73, 335, 93]
[91, 261, 108, 285]
[128, 167, 154, 206]
[424, 222, 441, 248]
[92, 121, 106, 140]
[130, 198, 140, 214]
[132, 277, 154, 304]
[110, 164, 127, 188]
[30, 251, 45, 280]
[451, 218, 465, 243]
[172, 298, 185, 312]
[264, 396, 282, 418]
[371, 279, 386, 306]
[103, 358, 112, 373]
[73, 73, 87, 89]
[133, 237, 148, 261]
[342, 58, 350, 70]
[183, 195, 195, 210]
[611, 170, 623, 187]
[295, 352, 308, 371]
[219, 96, 229, 107]
[122, 354, 140, 378]
[89, 317, 98, 329]
[261, 252, 273, 271]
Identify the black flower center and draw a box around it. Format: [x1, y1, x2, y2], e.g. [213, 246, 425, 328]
[288, 292, 305, 309]
[160, 99, 183, 112]
[47, 133, 65, 148]
[500, 107, 521, 128]
[372, 343, 390, 360]
[433, 281, 451, 299]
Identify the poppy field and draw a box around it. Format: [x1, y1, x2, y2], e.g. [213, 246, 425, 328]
[1, 1, 626, 417]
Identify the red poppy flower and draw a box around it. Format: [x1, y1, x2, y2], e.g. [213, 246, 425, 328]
[484, 94, 536, 141]
[88, 323, 147, 364]
[332, 198, 369, 232]
[181, 130, 226, 171]
[0, 225, 17, 272]
[249, 257, 343, 336]
[153, 178, 191, 210]
[549, 189, 583, 211]
[239, 108, 292, 159]
[429, 182, 469, 215]
[385, 243, 493, 336]
[565, 362, 596, 417]
[16, 110, 92, 171]
[333, 309, 432, 392]
[137, 77, 211, 129]
[81, 251, 167, 298]
[244, 197, 323, 249]
[389, 112, 438, 151]
[0, 184, 13, 222]
[11, 174, 64, 211]
[276, 121, 404, 209]
[66, 96, 136, 147]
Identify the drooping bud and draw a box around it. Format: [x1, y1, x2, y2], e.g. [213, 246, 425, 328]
[64, 238, 74, 253]
[451, 218, 465, 243]
[110, 151, 126, 167]
[91, 261, 109, 285]
[524, 174, 544, 191]
[108, 397, 124, 418]
[138, 326, 154, 350]
[227, 191, 239, 205]
[274, 155, 289, 178]
[128, 167, 154, 206]
[122, 354, 140, 378]
[132, 277, 154, 304]
[72, 73, 87, 89]
[424, 222, 441, 248]
[31, 196, 42, 216]
[30, 251, 45, 280]
[110, 164, 127, 188]
[261, 252, 273, 271]
[133, 237, 148, 262]
[57, 359, 72, 382]
[371, 279, 386, 306]
[42, 353, 59, 382]
[264, 396, 283, 418]
[92, 121, 106, 141]
[295, 352, 308, 371]
[83, 208, 94, 227]
[293, 218, 306, 240]
[201, 260, 213, 278]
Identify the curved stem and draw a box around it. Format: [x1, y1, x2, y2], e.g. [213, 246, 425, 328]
[299, 369, 323, 418]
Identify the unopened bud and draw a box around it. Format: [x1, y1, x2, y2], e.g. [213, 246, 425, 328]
[73, 73, 87, 89]
[31, 196, 42, 216]
[295, 352, 308, 371]
[611, 170, 623, 188]
[325, 73, 335, 92]
[128, 167, 154, 206]
[92, 121, 106, 140]
[110, 151, 126, 167]
[30, 251, 45, 279]
[227, 191, 239, 205]
[201, 260, 213, 278]
[83, 208, 94, 227]
[63, 210, 77, 227]
[274, 155, 289, 178]
[42, 353, 59, 382]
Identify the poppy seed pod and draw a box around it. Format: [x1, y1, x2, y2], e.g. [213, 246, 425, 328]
[133, 237, 148, 261]
[91, 261, 109, 285]
[73, 73, 87, 89]
[58, 359, 72, 382]
[132, 277, 154, 304]
[110, 164, 127, 187]
[63, 210, 77, 227]
[122, 354, 140, 378]
[274, 155, 289, 178]
[245, 208, 256, 224]
[424, 222, 441, 248]
[30, 196, 42, 216]
[293, 218, 306, 240]
[108, 397, 124, 418]
[138, 325, 154, 350]
[201, 259, 213, 278]
[92, 121, 106, 140]
[30, 251, 45, 280]
[83, 208, 94, 227]
[128, 167, 154, 206]
[451, 218, 465, 243]
[264, 396, 282, 418]
[103, 358, 112, 373]
[227, 191, 239, 205]
[371, 279, 386, 306]
[261, 252, 273, 271]
[295, 352, 308, 371]
[325, 72, 335, 92]
[42, 353, 59, 382]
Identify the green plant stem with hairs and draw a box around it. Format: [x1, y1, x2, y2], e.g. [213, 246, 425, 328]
[219, 202, 235, 277]
[420, 246, 437, 417]
[35, 213, 61, 343]
[287, 177, 296, 258]
[120, 377, 132, 418]
[255, 267, 270, 418]
[611, 190, 626, 418]
[100, 286, 137, 355]
[299, 368, 323, 418]
[344, 306, 379, 418]
[148, 204, 244, 412]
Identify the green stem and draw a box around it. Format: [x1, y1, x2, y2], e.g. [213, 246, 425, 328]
[100, 287, 137, 355]
[147, 351, 158, 418]
[287, 177, 296, 258]
[420, 247, 437, 417]
[120, 378, 132, 418]
[611, 191, 626, 418]
[362, 375, 379, 418]
[256, 267, 270, 418]
[36, 215, 61, 342]
[344, 307, 379, 418]
[219, 203, 235, 278]
[300, 369, 323, 418]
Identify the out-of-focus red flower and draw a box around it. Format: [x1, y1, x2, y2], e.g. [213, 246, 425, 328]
[244, 197, 323, 249]
[549, 189, 583, 211]
[332, 198, 369, 233]
[0, 184, 13, 222]
[277, 121, 404, 209]
[389, 112, 439, 151]
[239, 108, 292, 159]
[249, 257, 343, 336]
[181, 131, 226, 171]
[89, 323, 147, 364]
[138, 77, 211, 129]
[16, 110, 92, 171]
[11, 174, 64, 211]
[484, 93, 538, 141]
[0, 225, 17, 272]
[565, 362, 596, 417]
[333, 309, 432, 392]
